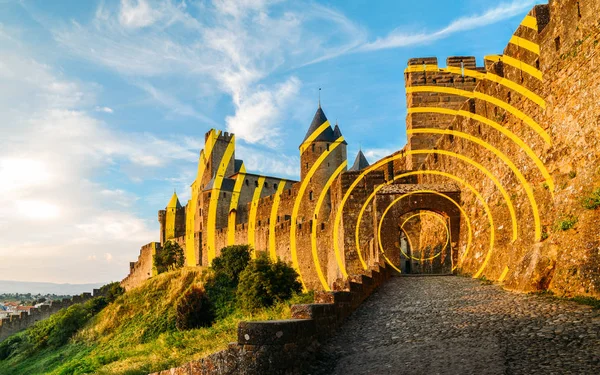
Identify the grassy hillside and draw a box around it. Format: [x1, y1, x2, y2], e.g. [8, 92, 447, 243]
[0, 268, 303, 375]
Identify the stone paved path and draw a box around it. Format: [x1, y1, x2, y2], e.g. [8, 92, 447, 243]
[307, 276, 600, 375]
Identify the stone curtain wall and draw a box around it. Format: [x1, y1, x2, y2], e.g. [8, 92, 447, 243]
[0, 292, 98, 343]
[148, 262, 394, 375]
[121, 242, 160, 291]
[413, 1, 600, 297]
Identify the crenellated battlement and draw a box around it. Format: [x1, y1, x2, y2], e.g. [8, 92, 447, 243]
[0, 292, 99, 343]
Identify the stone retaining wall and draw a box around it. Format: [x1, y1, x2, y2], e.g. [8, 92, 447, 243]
[0, 291, 99, 343]
[149, 262, 395, 375]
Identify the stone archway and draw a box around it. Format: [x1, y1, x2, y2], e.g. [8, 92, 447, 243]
[373, 184, 461, 274]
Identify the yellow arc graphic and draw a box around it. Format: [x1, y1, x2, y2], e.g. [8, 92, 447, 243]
[291, 136, 345, 290]
[268, 179, 287, 261]
[485, 55, 543, 81]
[186, 129, 220, 267]
[352, 148, 515, 273]
[404, 65, 546, 109]
[299, 121, 331, 153]
[408, 107, 554, 193]
[206, 135, 236, 264]
[311, 161, 347, 291]
[406, 86, 550, 144]
[227, 172, 246, 245]
[409, 128, 542, 241]
[373, 182, 494, 279]
[248, 176, 266, 258]
[398, 211, 450, 261]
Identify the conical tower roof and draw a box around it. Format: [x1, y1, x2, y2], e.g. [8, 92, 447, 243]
[349, 150, 370, 171]
[333, 121, 348, 145]
[167, 191, 182, 209]
[302, 106, 336, 144]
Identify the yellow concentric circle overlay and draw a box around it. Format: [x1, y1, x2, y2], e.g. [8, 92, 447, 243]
[352, 149, 516, 273]
[409, 128, 541, 242]
[311, 161, 347, 291]
[398, 211, 450, 262]
[291, 135, 345, 290]
[375, 186, 493, 278]
[334, 152, 502, 279]
[407, 107, 554, 195]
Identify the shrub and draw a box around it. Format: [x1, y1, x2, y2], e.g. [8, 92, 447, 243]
[28, 304, 94, 349]
[581, 188, 600, 210]
[154, 241, 185, 274]
[175, 287, 214, 330]
[98, 281, 125, 303]
[211, 245, 252, 285]
[203, 271, 237, 320]
[237, 253, 302, 311]
[554, 215, 578, 231]
[0, 334, 23, 360]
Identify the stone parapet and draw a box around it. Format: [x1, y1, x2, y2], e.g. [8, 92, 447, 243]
[148, 262, 396, 375]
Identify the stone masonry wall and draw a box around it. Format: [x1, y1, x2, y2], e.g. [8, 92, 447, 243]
[0, 292, 97, 343]
[148, 262, 395, 375]
[415, 1, 600, 297]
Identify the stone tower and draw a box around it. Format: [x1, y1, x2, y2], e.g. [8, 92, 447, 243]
[159, 191, 185, 245]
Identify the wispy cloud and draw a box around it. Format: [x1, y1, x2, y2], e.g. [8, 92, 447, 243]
[50, 0, 365, 147]
[95, 106, 113, 113]
[360, 0, 539, 51]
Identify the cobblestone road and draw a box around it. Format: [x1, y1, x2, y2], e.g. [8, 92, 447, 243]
[308, 276, 600, 375]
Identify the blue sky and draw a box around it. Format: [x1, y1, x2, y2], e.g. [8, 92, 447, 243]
[0, 0, 545, 284]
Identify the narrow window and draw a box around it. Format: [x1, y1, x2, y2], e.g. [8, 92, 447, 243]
[255, 180, 258, 187]
[312, 144, 315, 152]
[245, 179, 249, 186]
[264, 182, 269, 188]
[223, 192, 227, 198]
[577, 2, 581, 18]
[274, 183, 278, 190]
[321, 223, 325, 231]
[309, 191, 313, 200]
[305, 162, 309, 169]
[555, 36, 561, 51]
[326, 143, 330, 151]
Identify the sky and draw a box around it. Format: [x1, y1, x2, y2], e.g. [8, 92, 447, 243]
[0, 0, 546, 284]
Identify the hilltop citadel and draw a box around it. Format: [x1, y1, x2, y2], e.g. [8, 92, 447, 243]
[123, 0, 600, 302]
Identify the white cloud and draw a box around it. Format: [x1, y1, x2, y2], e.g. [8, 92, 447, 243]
[237, 144, 300, 179]
[360, 0, 539, 51]
[119, 0, 159, 28]
[95, 106, 113, 113]
[0, 30, 192, 283]
[226, 77, 301, 146]
[15, 200, 61, 220]
[51, 0, 365, 147]
[135, 81, 218, 125]
[362, 148, 395, 163]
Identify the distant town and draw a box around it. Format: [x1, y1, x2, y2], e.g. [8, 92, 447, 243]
[0, 293, 72, 319]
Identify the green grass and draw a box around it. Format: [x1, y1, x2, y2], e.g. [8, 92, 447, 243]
[0, 268, 308, 375]
[531, 290, 600, 310]
[581, 188, 600, 210]
[554, 215, 578, 231]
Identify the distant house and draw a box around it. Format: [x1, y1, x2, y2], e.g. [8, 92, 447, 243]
[16, 306, 34, 314]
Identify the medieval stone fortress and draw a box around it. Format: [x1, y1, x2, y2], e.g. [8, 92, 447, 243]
[3, 1, 600, 373]
[123, 1, 600, 302]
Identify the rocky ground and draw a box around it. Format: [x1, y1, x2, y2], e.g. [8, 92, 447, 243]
[307, 276, 600, 375]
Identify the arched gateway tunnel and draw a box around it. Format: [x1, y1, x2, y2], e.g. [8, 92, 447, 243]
[374, 184, 460, 275]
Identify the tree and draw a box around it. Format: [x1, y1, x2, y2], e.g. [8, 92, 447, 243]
[237, 253, 302, 311]
[154, 241, 185, 274]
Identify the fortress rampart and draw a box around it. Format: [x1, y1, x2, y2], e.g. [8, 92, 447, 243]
[123, 0, 600, 300]
[0, 291, 104, 343]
